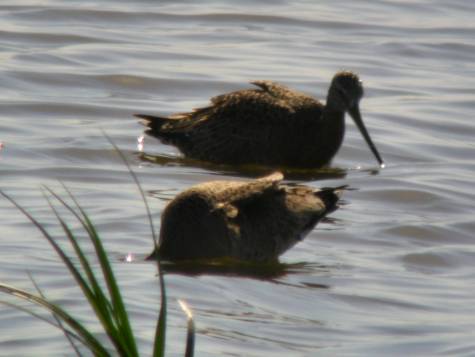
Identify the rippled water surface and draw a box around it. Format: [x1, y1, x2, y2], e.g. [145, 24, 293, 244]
[1, 1, 475, 356]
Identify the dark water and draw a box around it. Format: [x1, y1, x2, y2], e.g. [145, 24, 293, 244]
[1, 1, 475, 356]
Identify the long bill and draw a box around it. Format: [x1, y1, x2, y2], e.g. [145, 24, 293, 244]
[348, 105, 385, 168]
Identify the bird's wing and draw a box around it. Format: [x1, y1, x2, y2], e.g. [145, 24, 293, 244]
[144, 80, 322, 132]
[215, 172, 284, 218]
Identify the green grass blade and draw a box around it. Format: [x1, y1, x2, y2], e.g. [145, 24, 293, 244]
[43, 186, 110, 297]
[58, 185, 139, 357]
[83, 214, 138, 356]
[43, 187, 122, 339]
[2, 189, 134, 355]
[42, 189, 116, 318]
[153, 259, 167, 357]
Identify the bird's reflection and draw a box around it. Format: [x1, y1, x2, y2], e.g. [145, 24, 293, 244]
[137, 151, 348, 181]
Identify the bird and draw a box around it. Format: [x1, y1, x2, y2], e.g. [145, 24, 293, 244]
[148, 172, 344, 262]
[135, 71, 384, 169]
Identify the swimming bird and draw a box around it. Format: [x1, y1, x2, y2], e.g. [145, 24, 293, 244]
[136, 71, 384, 169]
[148, 172, 343, 262]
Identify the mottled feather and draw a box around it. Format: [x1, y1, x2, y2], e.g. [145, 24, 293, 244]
[150, 172, 343, 262]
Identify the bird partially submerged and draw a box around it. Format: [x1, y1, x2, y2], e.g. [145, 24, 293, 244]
[136, 71, 384, 169]
[148, 172, 344, 262]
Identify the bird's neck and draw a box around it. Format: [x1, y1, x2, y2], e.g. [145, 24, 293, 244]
[321, 106, 346, 157]
[324, 90, 343, 112]
[322, 106, 345, 125]
[323, 90, 346, 127]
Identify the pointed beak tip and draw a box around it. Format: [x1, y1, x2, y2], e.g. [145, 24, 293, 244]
[349, 105, 384, 170]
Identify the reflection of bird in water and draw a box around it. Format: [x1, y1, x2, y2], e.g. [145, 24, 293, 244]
[148, 172, 344, 262]
[136, 71, 384, 168]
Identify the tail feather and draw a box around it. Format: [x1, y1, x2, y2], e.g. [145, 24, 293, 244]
[134, 114, 169, 129]
[315, 185, 347, 214]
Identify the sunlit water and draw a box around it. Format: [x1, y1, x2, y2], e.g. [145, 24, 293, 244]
[1, 1, 475, 356]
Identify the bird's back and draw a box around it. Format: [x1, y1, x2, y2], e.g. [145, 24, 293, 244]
[233, 184, 340, 260]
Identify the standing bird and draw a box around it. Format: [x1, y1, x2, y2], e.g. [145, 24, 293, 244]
[148, 172, 343, 262]
[136, 71, 384, 168]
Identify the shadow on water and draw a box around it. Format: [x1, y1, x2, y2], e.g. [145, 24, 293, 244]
[164, 259, 323, 279]
[137, 151, 348, 181]
[160, 260, 332, 289]
[125, 254, 330, 283]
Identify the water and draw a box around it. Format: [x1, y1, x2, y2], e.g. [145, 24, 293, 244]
[1, 0, 475, 355]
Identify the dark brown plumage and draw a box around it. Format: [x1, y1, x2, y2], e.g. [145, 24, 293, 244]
[148, 172, 343, 262]
[136, 71, 384, 168]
